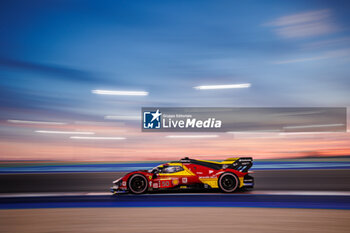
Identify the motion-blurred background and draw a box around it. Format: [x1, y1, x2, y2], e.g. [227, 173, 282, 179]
[0, 0, 350, 162]
[1, 2, 350, 233]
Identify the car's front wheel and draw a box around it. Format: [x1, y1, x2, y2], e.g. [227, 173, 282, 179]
[218, 173, 239, 193]
[128, 174, 148, 194]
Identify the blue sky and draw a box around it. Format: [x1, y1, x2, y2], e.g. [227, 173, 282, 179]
[0, 0, 350, 124]
[1, 0, 350, 160]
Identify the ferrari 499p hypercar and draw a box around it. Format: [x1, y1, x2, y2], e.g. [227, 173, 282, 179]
[111, 157, 253, 194]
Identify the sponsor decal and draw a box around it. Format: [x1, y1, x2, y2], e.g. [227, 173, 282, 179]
[153, 183, 159, 189]
[182, 177, 188, 183]
[172, 178, 179, 185]
[239, 159, 252, 162]
[122, 181, 127, 187]
[209, 170, 214, 174]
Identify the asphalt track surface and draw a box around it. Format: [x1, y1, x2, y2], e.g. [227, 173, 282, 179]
[1, 192, 350, 209]
[1, 169, 350, 193]
[1, 169, 350, 232]
[2, 208, 349, 233]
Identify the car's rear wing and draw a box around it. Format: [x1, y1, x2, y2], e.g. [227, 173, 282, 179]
[225, 157, 253, 172]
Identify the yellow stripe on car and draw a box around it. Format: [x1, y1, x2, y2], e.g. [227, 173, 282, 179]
[196, 158, 239, 165]
[199, 178, 219, 188]
[239, 177, 244, 188]
[159, 163, 195, 176]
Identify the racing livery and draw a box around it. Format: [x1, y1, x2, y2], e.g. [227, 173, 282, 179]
[111, 157, 254, 194]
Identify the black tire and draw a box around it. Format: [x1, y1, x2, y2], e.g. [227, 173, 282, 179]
[128, 174, 148, 194]
[218, 173, 239, 193]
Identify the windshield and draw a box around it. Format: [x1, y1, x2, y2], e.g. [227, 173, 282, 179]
[161, 166, 184, 173]
[148, 165, 184, 173]
[149, 166, 161, 173]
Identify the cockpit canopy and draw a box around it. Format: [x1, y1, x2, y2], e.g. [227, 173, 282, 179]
[149, 164, 184, 174]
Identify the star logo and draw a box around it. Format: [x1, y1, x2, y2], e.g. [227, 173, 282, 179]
[143, 109, 162, 129]
[151, 109, 162, 122]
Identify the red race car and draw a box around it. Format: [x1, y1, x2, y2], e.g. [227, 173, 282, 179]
[110, 157, 253, 194]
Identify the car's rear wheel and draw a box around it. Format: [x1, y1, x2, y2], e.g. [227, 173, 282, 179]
[218, 173, 239, 193]
[128, 174, 148, 194]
